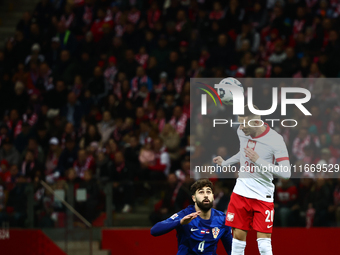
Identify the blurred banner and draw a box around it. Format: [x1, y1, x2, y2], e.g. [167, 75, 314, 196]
[103, 228, 340, 255]
[0, 229, 65, 255]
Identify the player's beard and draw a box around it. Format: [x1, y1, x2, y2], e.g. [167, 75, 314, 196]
[196, 198, 213, 212]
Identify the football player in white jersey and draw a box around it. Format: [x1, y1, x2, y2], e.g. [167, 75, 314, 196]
[213, 105, 291, 255]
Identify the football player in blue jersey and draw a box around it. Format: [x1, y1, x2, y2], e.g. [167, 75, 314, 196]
[151, 178, 232, 254]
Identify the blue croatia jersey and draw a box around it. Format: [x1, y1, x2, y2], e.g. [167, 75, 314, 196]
[151, 205, 232, 255]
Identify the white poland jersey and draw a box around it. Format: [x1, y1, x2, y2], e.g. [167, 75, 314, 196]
[233, 123, 289, 203]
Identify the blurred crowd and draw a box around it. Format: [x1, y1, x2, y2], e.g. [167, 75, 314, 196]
[0, 0, 339, 228]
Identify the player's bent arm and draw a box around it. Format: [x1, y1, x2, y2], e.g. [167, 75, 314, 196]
[221, 152, 241, 167]
[254, 157, 291, 179]
[150, 217, 182, 236]
[220, 227, 232, 255]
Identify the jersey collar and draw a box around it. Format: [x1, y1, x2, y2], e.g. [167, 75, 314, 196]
[251, 123, 270, 139]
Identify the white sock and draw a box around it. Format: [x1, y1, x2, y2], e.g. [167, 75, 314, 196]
[257, 238, 272, 255]
[231, 238, 246, 255]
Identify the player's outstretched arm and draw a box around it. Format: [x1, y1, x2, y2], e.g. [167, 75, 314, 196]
[151, 212, 200, 236]
[213, 152, 240, 166]
[220, 226, 232, 255]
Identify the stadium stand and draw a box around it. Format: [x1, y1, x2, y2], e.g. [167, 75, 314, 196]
[0, 0, 339, 230]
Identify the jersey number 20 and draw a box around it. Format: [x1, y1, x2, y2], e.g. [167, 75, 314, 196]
[265, 210, 274, 222]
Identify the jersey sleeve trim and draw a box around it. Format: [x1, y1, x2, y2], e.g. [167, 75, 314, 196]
[276, 157, 289, 162]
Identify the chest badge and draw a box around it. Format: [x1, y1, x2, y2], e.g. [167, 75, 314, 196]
[247, 140, 257, 150]
[212, 227, 220, 239]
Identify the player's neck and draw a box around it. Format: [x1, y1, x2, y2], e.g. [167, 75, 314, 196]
[252, 125, 267, 138]
[195, 204, 211, 220]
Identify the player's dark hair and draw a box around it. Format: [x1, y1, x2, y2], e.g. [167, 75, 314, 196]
[238, 104, 259, 118]
[190, 179, 213, 195]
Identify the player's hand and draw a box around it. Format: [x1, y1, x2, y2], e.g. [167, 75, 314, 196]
[213, 156, 224, 166]
[180, 212, 201, 225]
[244, 148, 259, 162]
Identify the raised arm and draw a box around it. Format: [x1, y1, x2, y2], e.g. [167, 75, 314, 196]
[150, 216, 182, 236]
[151, 212, 200, 236]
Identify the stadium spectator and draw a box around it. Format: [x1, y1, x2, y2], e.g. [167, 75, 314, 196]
[213, 181, 230, 213]
[21, 138, 44, 165]
[0, 138, 20, 166]
[60, 122, 76, 149]
[149, 173, 183, 224]
[169, 106, 188, 138]
[57, 136, 77, 176]
[20, 150, 44, 181]
[55, 21, 77, 54]
[139, 137, 155, 174]
[148, 137, 170, 181]
[124, 135, 141, 178]
[309, 176, 333, 226]
[152, 108, 166, 133]
[61, 92, 83, 129]
[76, 52, 95, 84]
[44, 79, 68, 110]
[112, 151, 134, 213]
[0, 175, 27, 227]
[95, 150, 113, 183]
[45, 137, 61, 183]
[73, 149, 95, 179]
[292, 128, 312, 161]
[0, 160, 10, 183]
[160, 124, 181, 164]
[76, 170, 100, 223]
[97, 111, 114, 145]
[79, 124, 101, 149]
[53, 50, 76, 86]
[275, 179, 299, 227]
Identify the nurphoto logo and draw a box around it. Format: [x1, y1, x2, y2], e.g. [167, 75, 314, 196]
[198, 78, 312, 128]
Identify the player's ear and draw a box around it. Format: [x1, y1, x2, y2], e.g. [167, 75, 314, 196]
[192, 194, 196, 203]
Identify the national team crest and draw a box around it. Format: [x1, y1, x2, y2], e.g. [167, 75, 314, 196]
[226, 212, 234, 222]
[247, 140, 257, 150]
[212, 227, 220, 239]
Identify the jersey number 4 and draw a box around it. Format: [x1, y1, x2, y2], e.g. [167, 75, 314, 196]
[198, 241, 205, 252]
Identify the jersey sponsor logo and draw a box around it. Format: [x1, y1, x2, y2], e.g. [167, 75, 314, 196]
[267, 225, 273, 228]
[170, 213, 178, 220]
[212, 227, 220, 239]
[191, 228, 199, 231]
[226, 212, 234, 222]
